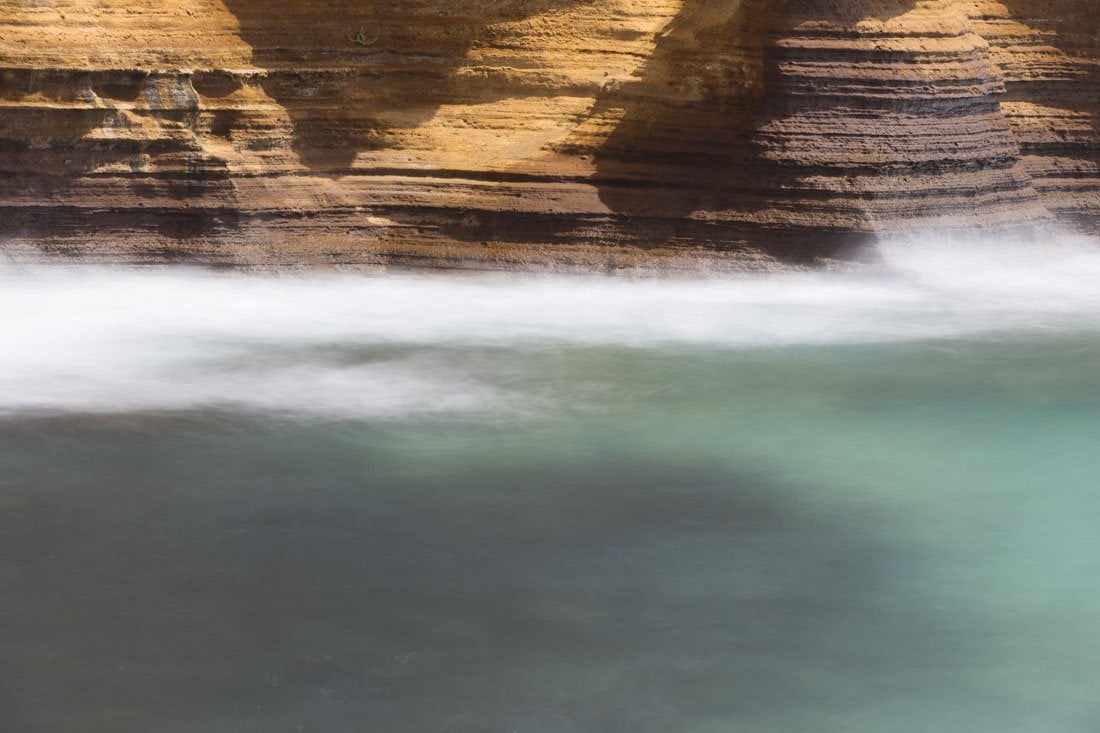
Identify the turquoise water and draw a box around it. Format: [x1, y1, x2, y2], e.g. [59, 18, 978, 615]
[2, 244, 1100, 732]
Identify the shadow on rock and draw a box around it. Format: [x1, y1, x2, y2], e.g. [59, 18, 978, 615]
[219, 0, 588, 171]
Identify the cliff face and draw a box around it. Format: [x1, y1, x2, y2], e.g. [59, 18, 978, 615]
[1, 0, 1096, 268]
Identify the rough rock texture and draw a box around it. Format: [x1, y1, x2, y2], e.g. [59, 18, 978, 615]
[0, 0, 1096, 269]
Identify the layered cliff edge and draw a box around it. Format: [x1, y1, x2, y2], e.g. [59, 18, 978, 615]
[1, 0, 1096, 269]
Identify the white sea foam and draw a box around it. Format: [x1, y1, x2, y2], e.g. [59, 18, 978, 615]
[1, 237, 1098, 416]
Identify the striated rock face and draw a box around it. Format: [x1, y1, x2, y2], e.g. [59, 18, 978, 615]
[0, 0, 1096, 269]
[973, 1, 1099, 230]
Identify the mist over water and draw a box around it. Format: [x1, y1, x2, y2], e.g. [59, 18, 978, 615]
[2, 240, 1100, 417]
[3, 239, 1100, 732]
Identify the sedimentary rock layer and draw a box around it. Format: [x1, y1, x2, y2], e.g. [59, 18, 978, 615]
[0, 0, 1096, 268]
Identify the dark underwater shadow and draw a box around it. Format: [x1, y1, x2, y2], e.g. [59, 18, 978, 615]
[0, 415, 977, 733]
[0, 676, 25, 733]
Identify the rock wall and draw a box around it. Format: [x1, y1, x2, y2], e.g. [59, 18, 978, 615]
[0, 0, 1096, 268]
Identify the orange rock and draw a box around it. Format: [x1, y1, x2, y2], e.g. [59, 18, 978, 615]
[0, 0, 1095, 268]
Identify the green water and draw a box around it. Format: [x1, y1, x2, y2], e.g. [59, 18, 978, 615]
[1, 259, 1099, 732]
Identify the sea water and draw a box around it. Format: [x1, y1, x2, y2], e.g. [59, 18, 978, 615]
[2, 241, 1099, 732]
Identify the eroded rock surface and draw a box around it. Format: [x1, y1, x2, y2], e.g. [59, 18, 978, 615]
[1, 0, 1096, 268]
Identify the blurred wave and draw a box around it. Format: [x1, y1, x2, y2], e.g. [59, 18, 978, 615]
[1, 237, 1098, 416]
